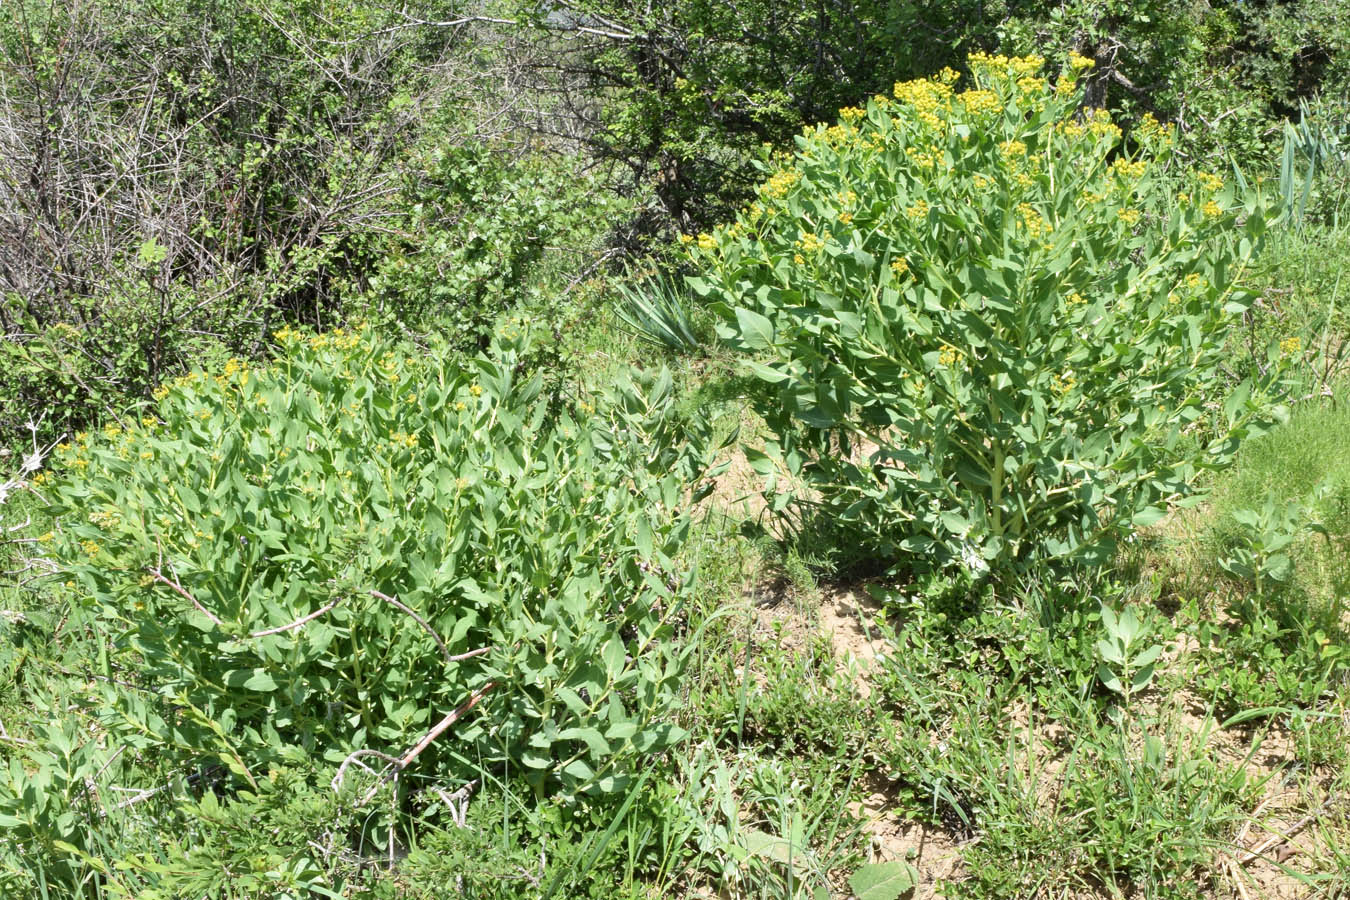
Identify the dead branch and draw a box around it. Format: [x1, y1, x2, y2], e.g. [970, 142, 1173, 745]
[250, 597, 342, 637]
[354, 682, 496, 806]
[369, 588, 478, 665]
[145, 567, 224, 627]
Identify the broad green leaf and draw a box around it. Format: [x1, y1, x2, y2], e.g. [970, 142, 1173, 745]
[849, 861, 919, 900]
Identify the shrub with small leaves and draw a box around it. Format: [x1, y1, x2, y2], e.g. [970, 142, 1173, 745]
[44, 322, 716, 802]
[689, 53, 1280, 578]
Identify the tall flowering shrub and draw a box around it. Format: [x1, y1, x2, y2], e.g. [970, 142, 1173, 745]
[688, 54, 1278, 576]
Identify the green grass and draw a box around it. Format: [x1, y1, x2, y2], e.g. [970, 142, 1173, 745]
[1209, 391, 1350, 517]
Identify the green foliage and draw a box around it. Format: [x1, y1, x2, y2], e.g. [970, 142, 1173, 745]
[507, 0, 982, 227]
[849, 861, 918, 900]
[1205, 393, 1350, 611]
[614, 270, 704, 355]
[692, 54, 1279, 580]
[1188, 599, 1342, 718]
[506, 0, 1350, 230]
[1279, 99, 1350, 227]
[41, 323, 715, 805]
[0, 0, 599, 444]
[998, 0, 1350, 167]
[1095, 604, 1163, 703]
[1217, 492, 1307, 589]
[874, 581, 1253, 897]
[354, 135, 621, 345]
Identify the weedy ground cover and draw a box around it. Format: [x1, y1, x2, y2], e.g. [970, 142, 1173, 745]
[3, 45, 1350, 900]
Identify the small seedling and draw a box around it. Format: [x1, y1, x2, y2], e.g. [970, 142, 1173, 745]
[1096, 604, 1163, 706]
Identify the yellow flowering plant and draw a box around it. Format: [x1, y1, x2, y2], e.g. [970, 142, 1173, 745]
[42, 324, 718, 803]
[688, 54, 1280, 577]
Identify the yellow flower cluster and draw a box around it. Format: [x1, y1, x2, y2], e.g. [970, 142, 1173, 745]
[1057, 120, 1086, 140]
[906, 144, 942, 170]
[497, 314, 528, 343]
[328, 328, 364, 352]
[1017, 203, 1052, 239]
[823, 123, 855, 145]
[1068, 52, 1095, 71]
[838, 211, 854, 224]
[1280, 336, 1303, 356]
[998, 140, 1027, 164]
[1117, 208, 1142, 226]
[697, 233, 717, 250]
[389, 431, 419, 450]
[1016, 76, 1048, 96]
[958, 89, 1002, 118]
[1052, 372, 1077, 394]
[1110, 158, 1147, 181]
[1066, 292, 1086, 308]
[969, 52, 1045, 78]
[906, 199, 930, 220]
[1195, 171, 1224, 193]
[796, 232, 824, 253]
[890, 257, 909, 276]
[1088, 110, 1122, 141]
[763, 169, 801, 199]
[1184, 274, 1208, 292]
[937, 344, 963, 367]
[893, 76, 952, 132]
[1202, 200, 1223, 218]
[839, 106, 866, 122]
[1136, 113, 1172, 147]
[972, 174, 995, 191]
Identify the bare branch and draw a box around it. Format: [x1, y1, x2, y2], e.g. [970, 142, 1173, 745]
[145, 567, 224, 627]
[369, 588, 467, 666]
[250, 597, 342, 637]
[356, 682, 496, 806]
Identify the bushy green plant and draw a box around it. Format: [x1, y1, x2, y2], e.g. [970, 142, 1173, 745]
[42, 322, 715, 803]
[353, 135, 621, 345]
[505, 0, 981, 228]
[689, 53, 1279, 579]
[0, 0, 586, 445]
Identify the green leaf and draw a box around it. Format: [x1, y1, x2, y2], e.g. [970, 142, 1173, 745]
[1097, 663, 1123, 694]
[1131, 506, 1166, 527]
[733, 308, 775, 350]
[557, 727, 611, 758]
[848, 861, 919, 900]
[222, 669, 277, 692]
